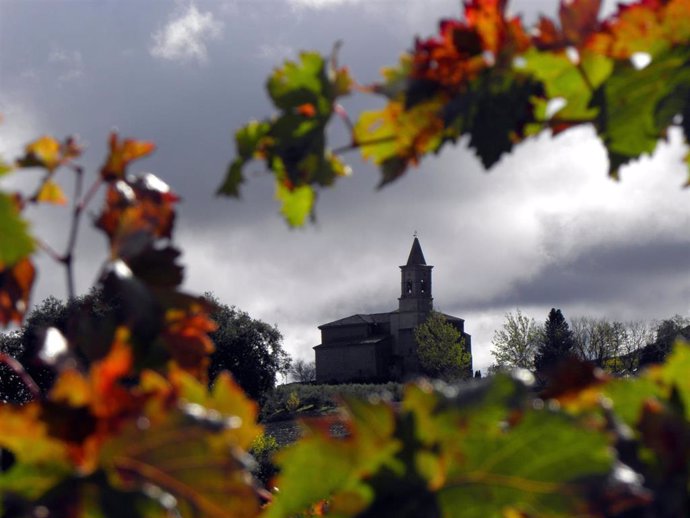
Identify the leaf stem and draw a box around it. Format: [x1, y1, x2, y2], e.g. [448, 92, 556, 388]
[332, 135, 397, 155]
[37, 239, 64, 263]
[62, 167, 102, 300]
[575, 62, 595, 93]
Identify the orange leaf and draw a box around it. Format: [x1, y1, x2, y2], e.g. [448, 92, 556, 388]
[0, 257, 35, 326]
[587, 0, 690, 58]
[296, 103, 317, 117]
[100, 131, 156, 181]
[96, 174, 179, 253]
[90, 327, 135, 418]
[163, 305, 217, 382]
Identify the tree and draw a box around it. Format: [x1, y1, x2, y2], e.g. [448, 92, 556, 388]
[414, 311, 471, 381]
[490, 309, 541, 370]
[289, 359, 316, 383]
[205, 294, 291, 401]
[534, 308, 576, 381]
[570, 317, 655, 375]
[639, 315, 690, 367]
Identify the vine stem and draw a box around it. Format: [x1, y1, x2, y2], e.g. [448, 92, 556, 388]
[0, 353, 40, 399]
[575, 61, 595, 93]
[332, 135, 397, 155]
[62, 167, 103, 300]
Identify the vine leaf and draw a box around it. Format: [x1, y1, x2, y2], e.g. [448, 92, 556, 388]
[101, 409, 262, 518]
[588, 0, 690, 59]
[218, 51, 352, 226]
[559, 0, 601, 46]
[162, 305, 217, 382]
[100, 132, 156, 181]
[36, 178, 68, 205]
[0, 192, 35, 270]
[264, 399, 399, 518]
[170, 368, 262, 451]
[591, 47, 690, 177]
[0, 257, 36, 326]
[15, 135, 81, 172]
[0, 403, 73, 500]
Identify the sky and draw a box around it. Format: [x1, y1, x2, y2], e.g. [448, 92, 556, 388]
[1, 0, 688, 374]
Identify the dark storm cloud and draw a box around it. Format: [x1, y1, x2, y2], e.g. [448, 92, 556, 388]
[474, 240, 690, 308]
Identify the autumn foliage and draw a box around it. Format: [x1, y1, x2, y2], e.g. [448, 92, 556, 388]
[220, 0, 690, 226]
[2, 1, 690, 517]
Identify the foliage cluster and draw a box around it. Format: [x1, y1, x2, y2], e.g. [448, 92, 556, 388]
[0, 291, 291, 404]
[221, 0, 690, 226]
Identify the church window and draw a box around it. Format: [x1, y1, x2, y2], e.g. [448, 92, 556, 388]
[406, 280, 413, 294]
[420, 279, 425, 294]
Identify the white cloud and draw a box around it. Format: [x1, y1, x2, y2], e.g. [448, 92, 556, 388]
[48, 46, 84, 84]
[150, 4, 223, 64]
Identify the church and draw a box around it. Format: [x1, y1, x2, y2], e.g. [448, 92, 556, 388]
[313, 237, 472, 383]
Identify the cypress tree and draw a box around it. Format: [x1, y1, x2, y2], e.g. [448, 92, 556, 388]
[534, 308, 575, 379]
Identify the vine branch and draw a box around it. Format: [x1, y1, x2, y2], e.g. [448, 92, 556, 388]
[0, 353, 40, 400]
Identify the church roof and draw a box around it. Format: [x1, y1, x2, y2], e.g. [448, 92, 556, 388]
[319, 312, 392, 328]
[406, 237, 427, 266]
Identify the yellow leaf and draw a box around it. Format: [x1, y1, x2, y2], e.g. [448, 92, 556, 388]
[23, 136, 61, 171]
[37, 179, 68, 205]
[50, 368, 91, 406]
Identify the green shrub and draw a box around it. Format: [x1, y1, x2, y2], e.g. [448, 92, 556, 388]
[249, 434, 280, 487]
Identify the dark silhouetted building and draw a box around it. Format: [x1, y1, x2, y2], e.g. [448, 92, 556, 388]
[314, 237, 472, 382]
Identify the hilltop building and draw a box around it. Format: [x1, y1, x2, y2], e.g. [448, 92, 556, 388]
[314, 237, 472, 383]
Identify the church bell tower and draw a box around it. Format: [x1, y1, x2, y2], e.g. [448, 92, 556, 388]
[399, 236, 433, 314]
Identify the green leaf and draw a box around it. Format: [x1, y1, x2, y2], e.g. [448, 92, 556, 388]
[267, 52, 327, 112]
[0, 192, 35, 268]
[593, 47, 690, 177]
[656, 339, 690, 416]
[522, 48, 612, 122]
[217, 121, 272, 197]
[0, 404, 72, 501]
[438, 409, 612, 517]
[456, 71, 544, 169]
[264, 399, 400, 518]
[0, 157, 12, 177]
[276, 183, 315, 227]
[217, 159, 245, 198]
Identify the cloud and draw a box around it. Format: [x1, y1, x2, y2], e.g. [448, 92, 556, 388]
[48, 46, 84, 83]
[150, 4, 223, 64]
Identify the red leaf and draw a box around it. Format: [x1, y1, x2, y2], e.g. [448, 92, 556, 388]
[560, 0, 602, 45]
